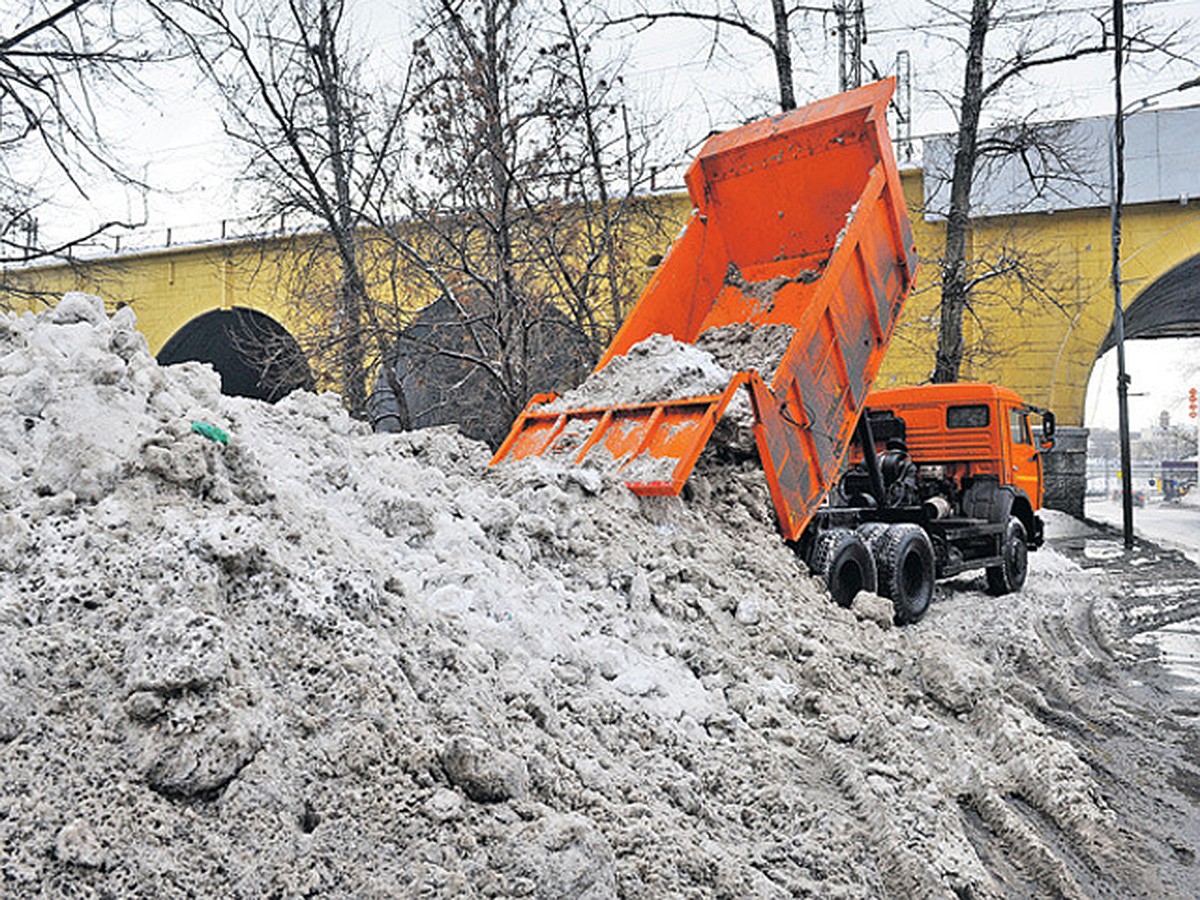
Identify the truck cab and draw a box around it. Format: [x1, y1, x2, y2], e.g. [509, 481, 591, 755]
[809, 382, 1057, 623]
[863, 382, 1055, 533]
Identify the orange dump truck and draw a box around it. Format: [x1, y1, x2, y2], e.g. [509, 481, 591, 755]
[490, 80, 1055, 624]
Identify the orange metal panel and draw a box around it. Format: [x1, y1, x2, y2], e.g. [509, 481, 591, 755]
[751, 377, 821, 542]
[599, 80, 902, 367]
[490, 376, 751, 496]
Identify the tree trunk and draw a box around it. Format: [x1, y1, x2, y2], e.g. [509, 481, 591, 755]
[318, 0, 369, 416]
[933, 0, 990, 384]
[382, 353, 411, 430]
[770, 0, 795, 111]
[483, 1, 521, 413]
[336, 277, 367, 414]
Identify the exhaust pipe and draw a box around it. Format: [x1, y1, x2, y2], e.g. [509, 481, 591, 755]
[923, 495, 952, 520]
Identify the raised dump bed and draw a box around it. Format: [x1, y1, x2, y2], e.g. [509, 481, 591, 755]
[491, 80, 917, 542]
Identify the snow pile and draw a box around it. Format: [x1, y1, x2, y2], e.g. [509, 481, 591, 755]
[0, 296, 1168, 896]
[537, 333, 734, 412]
[534, 325, 795, 467]
[695, 322, 795, 384]
[539, 324, 796, 416]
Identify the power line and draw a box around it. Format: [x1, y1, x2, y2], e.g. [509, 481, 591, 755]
[869, 0, 1195, 35]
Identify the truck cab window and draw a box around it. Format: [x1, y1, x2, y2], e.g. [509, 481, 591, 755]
[1009, 409, 1031, 445]
[946, 404, 989, 429]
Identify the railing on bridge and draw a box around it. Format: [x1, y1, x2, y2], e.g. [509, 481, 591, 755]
[11, 160, 697, 268]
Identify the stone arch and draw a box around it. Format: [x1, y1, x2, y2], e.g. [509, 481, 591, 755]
[371, 294, 593, 446]
[1096, 253, 1200, 357]
[157, 307, 313, 402]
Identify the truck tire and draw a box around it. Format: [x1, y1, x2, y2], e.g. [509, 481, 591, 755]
[875, 524, 935, 624]
[986, 516, 1028, 595]
[856, 521, 891, 558]
[809, 528, 878, 608]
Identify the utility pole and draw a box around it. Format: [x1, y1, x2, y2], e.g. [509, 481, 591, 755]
[894, 49, 913, 161]
[1110, 0, 1134, 549]
[1109, 0, 1200, 547]
[851, 0, 865, 89]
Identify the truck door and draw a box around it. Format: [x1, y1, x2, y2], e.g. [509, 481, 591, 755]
[1006, 406, 1042, 507]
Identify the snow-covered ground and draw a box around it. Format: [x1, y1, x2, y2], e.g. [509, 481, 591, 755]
[1, 296, 1197, 897]
[1086, 495, 1200, 693]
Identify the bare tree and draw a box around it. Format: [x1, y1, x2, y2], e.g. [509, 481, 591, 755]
[387, 0, 666, 445]
[889, 196, 1083, 391]
[926, 0, 1177, 383]
[604, 0, 865, 114]
[152, 0, 409, 417]
[1, 0, 159, 270]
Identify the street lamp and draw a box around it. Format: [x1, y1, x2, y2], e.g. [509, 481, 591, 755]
[1109, 2, 1200, 548]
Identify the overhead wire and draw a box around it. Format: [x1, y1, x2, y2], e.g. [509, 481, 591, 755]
[871, 0, 1196, 34]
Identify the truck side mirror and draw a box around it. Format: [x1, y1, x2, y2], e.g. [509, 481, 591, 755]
[1039, 410, 1056, 450]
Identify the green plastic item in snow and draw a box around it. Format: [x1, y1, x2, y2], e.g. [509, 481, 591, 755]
[191, 421, 229, 445]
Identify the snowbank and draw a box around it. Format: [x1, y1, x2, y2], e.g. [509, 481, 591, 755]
[0, 296, 1169, 896]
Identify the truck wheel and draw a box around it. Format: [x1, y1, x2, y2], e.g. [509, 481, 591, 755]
[986, 516, 1028, 595]
[856, 522, 891, 558]
[809, 528, 878, 608]
[876, 524, 935, 625]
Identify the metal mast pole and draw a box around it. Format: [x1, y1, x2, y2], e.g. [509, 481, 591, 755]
[836, 2, 848, 91]
[850, 0, 865, 88]
[1110, 0, 1135, 549]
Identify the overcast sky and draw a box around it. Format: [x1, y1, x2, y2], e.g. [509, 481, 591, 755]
[64, 0, 1198, 239]
[1088, 338, 1200, 431]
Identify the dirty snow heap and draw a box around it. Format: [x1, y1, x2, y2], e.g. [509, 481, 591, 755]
[0, 296, 1169, 897]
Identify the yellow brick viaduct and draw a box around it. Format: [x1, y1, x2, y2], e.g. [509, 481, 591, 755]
[6, 170, 1200, 426]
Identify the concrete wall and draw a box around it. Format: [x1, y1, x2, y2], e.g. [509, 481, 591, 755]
[875, 174, 1200, 428]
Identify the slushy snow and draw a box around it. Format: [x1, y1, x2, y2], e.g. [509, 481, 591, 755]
[0, 295, 1186, 897]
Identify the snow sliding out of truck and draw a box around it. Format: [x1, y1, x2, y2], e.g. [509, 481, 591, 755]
[490, 80, 1055, 624]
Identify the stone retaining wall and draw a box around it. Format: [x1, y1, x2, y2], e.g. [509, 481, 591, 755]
[1039, 425, 1089, 518]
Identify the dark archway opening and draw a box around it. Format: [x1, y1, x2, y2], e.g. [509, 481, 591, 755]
[1097, 253, 1200, 356]
[370, 294, 594, 447]
[158, 307, 313, 402]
